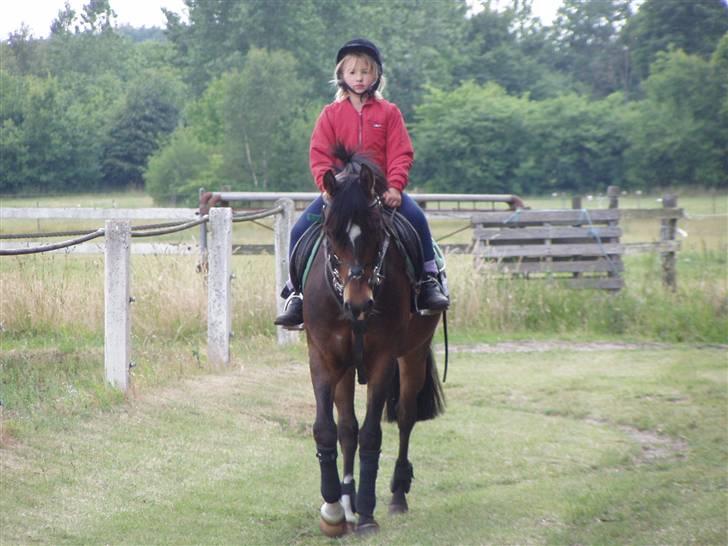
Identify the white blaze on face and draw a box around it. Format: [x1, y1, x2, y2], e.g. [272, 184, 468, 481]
[347, 221, 361, 249]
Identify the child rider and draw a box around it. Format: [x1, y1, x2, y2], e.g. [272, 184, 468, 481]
[275, 38, 449, 328]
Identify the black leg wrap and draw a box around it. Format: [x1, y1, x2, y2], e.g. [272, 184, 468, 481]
[341, 479, 357, 513]
[357, 450, 380, 518]
[316, 446, 341, 503]
[390, 459, 414, 494]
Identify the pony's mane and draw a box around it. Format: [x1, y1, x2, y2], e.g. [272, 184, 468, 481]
[326, 145, 387, 253]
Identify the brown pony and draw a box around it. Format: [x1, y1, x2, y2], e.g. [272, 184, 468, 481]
[302, 148, 444, 536]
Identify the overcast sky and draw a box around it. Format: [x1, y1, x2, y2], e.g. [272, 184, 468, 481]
[0, 0, 562, 40]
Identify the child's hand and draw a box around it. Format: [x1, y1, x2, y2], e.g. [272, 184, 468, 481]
[382, 188, 402, 208]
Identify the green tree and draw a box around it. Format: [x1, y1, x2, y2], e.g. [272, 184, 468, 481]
[625, 0, 728, 81]
[101, 71, 185, 189]
[458, 3, 571, 99]
[517, 93, 629, 193]
[219, 48, 311, 190]
[0, 73, 101, 193]
[145, 128, 217, 204]
[412, 82, 528, 193]
[625, 48, 726, 188]
[550, 0, 633, 97]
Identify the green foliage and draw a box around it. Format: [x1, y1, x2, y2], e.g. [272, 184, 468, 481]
[625, 0, 728, 80]
[550, 0, 633, 97]
[101, 71, 185, 189]
[2, 0, 727, 198]
[517, 92, 629, 193]
[624, 49, 726, 188]
[413, 82, 628, 194]
[413, 82, 527, 193]
[145, 129, 217, 205]
[219, 48, 311, 190]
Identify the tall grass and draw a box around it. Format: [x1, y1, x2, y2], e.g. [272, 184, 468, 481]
[445, 251, 727, 342]
[1, 249, 725, 347]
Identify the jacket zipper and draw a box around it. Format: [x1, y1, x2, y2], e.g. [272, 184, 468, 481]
[358, 110, 363, 147]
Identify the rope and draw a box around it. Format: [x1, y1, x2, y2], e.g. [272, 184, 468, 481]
[232, 205, 284, 222]
[579, 209, 619, 273]
[0, 204, 286, 256]
[436, 224, 471, 242]
[131, 216, 208, 238]
[502, 208, 522, 224]
[0, 219, 199, 240]
[0, 229, 106, 256]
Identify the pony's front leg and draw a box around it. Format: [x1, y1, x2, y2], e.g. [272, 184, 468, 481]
[310, 358, 347, 537]
[356, 356, 395, 534]
[335, 367, 358, 530]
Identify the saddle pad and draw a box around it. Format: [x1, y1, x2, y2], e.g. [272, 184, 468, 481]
[290, 222, 323, 293]
[386, 210, 423, 284]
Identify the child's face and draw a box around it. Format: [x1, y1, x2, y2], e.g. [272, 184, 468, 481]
[341, 56, 377, 95]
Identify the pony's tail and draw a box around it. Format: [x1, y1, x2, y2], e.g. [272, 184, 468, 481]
[385, 349, 445, 423]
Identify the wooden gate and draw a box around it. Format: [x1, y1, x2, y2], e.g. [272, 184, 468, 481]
[471, 205, 624, 290]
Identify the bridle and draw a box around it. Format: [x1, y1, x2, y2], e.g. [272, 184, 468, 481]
[322, 195, 392, 384]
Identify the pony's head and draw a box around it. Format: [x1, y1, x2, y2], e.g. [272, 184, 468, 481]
[322, 146, 388, 319]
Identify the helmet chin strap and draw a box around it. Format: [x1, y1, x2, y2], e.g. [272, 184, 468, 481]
[339, 78, 381, 100]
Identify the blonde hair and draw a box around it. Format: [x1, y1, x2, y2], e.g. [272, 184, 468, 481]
[332, 53, 386, 101]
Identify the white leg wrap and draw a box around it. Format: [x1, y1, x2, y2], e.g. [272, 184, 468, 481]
[341, 473, 356, 523]
[320, 501, 345, 524]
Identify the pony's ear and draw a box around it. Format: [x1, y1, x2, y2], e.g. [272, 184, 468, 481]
[360, 164, 376, 199]
[323, 170, 338, 197]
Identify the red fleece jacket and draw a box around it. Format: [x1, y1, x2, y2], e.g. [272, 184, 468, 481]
[309, 98, 414, 192]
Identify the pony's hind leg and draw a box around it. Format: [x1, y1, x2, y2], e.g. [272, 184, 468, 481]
[335, 368, 358, 529]
[389, 349, 443, 514]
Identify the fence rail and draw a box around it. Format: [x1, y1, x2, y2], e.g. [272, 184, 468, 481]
[0, 201, 297, 391]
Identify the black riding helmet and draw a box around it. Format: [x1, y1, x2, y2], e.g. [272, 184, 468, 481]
[336, 38, 383, 96]
[336, 38, 383, 74]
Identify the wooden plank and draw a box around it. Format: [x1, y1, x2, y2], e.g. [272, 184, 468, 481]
[473, 225, 622, 241]
[479, 258, 624, 274]
[620, 208, 683, 221]
[1, 207, 199, 220]
[623, 241, 681, 255]
[471, 209, 620, 227]
[475, 243, 624, 259]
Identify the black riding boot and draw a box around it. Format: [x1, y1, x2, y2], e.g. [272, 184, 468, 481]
[417, 273, 449, 313]
[274, 293, 304, 328]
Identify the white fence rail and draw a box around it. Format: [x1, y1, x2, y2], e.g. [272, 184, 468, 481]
[1, 201, 297, 392]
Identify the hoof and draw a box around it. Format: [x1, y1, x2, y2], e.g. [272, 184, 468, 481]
[356, 517, 380, 536]
[388, 501, 408, 515]
[319, 517, 348, 538]
[319, 502, 348, 538]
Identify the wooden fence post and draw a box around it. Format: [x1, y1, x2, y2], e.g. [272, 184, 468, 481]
[661, 194, 678, 290]
[104, 220, 131, 391]
[274, 198, 298, 345]
[207, 207, 233, 367]
[607, 185, 620, 209]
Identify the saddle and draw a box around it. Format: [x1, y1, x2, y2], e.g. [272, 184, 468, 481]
[287, 209, 446, 299]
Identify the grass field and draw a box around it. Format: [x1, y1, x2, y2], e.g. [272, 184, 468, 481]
[1, 189, 726, 543]
[1, 341, 726, 545]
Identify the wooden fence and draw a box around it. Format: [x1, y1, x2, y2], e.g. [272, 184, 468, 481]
[471, 187, 683, 290]
[1, 190, 685, 389]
